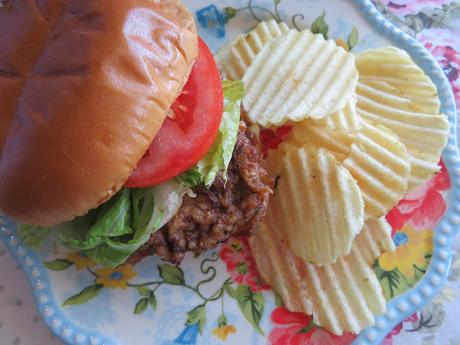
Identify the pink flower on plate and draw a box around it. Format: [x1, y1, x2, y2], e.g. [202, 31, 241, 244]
[418, 29, 460, 107]
[268, 307, 356, 345]
[379, 0, 452, 16]
[382, 313, 419, 345]
[386, 161, 450, 232]
[219, 237, 270, 291]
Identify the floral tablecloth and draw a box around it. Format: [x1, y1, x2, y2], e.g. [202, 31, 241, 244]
[372, 2, 460, 345]
[0, 1, 459, 345]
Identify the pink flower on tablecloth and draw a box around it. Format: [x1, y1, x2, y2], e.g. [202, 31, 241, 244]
[386, 161, 450, 233]
[382, 313, 419, 345]
[417, 29, 460, 107]
[219, 237, 270, 291]
[268, 307, 356, 345]
[379, 0, 452, 16]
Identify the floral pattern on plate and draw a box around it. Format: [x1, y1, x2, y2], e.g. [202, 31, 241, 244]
[43, 155, 449, 345]
[0, 1, 458, 345]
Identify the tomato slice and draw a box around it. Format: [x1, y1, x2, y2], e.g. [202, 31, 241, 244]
[125, 38, 223, 188]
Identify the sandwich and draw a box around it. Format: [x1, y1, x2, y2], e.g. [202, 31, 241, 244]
[0, 0, 272, 267]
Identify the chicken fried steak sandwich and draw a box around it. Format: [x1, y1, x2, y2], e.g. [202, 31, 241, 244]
[0, 0, 272, 266]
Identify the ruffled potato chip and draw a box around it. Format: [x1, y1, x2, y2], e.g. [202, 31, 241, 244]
[357, 47, 440, 114]
[316, 97, 362, 132]
[266, 143, 364, 264]
[343, 120, 410, 219]
[287, 116, 410, 219]
[288, 118, 354, 162]
[249, 216, 395, 335]
[215, 20, 290, 80]
[243, 30, 359, 126]
[356, 47, 449, 190]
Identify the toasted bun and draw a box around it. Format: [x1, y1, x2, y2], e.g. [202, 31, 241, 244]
[0, 0, 198, 226]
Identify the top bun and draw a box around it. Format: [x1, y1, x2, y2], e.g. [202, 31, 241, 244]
[0, 0, 198, 226]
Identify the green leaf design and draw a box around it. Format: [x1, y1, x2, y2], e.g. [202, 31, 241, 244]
[224, 7, 237, 20]
[232, 285, 265, 335]
[149, 294, 157, 310]
[186, 304, 206, 334]
[134, 298, 149, 314]
[218, 314, 227, 327]
[347, 26, 359, 50]
[62, 285, 103, 307]
[44, 259, 73, 271]
[374, 264, 411, 300]
[311, 11, 328, 39]
[158, 264, 185, 285]
[136, 287, 151, 297]
[274, 291, 284, 307]
[224, 284, 237, 299]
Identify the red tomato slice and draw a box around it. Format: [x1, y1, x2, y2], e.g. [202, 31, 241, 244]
[125, 38, 223, 188]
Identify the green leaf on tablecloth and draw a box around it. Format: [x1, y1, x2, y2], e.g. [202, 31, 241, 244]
[448, 254, 460, 282]
[62, 284, 103, 307]
[417, 303, 445, 332]
[429, 3, 460, 30]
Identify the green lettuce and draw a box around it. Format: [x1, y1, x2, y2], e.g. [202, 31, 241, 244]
[18, 180, 187, 267]
[196, 80, 244, 187]
[60, 180, 186, 267]
[17, 225, 52, 249]
[176, 168, 203, 188]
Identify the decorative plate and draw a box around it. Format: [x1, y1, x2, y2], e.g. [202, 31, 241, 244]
[0, 1, 458, 345]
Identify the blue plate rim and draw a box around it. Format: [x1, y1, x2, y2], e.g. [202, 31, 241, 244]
[0, 1, 459, 345]
[0, 230, 117, 345]
[353, 0, 459, 344]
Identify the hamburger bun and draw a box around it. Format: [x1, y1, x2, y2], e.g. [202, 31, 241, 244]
[0, 0, 198, 226]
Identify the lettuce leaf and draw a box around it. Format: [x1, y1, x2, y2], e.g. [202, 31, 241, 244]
[196, 80, 243, 187]
[17, 225, 51, 249]
[59, 180, 187, 267]
[176, 168, 203, 188]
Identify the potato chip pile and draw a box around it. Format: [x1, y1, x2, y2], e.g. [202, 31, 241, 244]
[217, 20, 449, 335]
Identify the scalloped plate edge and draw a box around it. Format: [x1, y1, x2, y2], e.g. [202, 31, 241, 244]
[0, 228, 117, 345]
[353, 1, 459, 344]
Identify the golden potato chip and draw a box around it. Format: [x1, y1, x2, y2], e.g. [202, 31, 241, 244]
[356, 46, 449, 190]
[215, 20, 290, 80]
[266, 143, 364, 264]
[249, 216, 395, 335]
[285, 113, 410, 218]
[243, 30, 359, 126]
[317, 97, 362, 132]
[343, 120, 410, 219]
[288, 118, 354, 162]
[357, 47, 440, 114]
